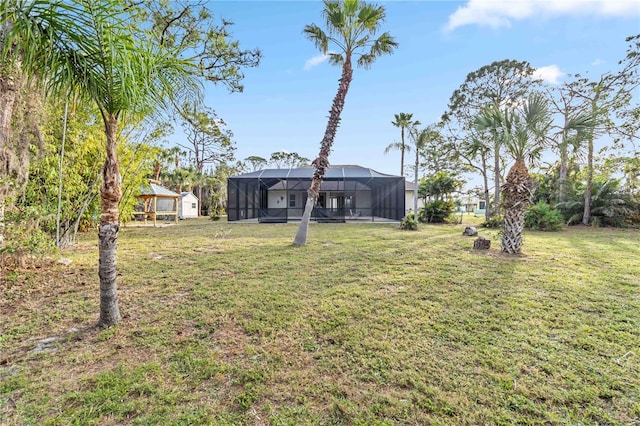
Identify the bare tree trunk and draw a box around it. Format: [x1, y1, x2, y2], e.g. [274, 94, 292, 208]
[98, 115, 122, 327]
[582, 98, 598, 226]
[56, 101, 69, 247]
[582, 137, 593, 225]
[493, 143, 500, 217]
[0, 61, 20, 249]
[0, 201, 4, 248]
[293, 59, 353, 246]
[482, 159, 491, 223]
[413, 151, 419, 217]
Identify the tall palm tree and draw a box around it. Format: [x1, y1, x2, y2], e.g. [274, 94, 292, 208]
[386, 112, 416, 176]
[293, 0, 397, 246]
[3, 0, 198, 326]
[408, 124, 439, 217]
[477, 94, 551, 254]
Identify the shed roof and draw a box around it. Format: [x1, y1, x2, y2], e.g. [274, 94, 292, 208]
[140, 183, 180, 198]
[231, 165, 400, 180]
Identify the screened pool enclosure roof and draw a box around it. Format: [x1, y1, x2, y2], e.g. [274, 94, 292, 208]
[232, 165, 398, 180]
[227, 165, 405, 223]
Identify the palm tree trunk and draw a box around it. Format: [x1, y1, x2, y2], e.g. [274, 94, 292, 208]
[98, 115, 122, 327]
[400, 128, 405, 177]
[558, 150, 568, 203]
[501, 158, 530, 254]
[293, 59, 353, 246]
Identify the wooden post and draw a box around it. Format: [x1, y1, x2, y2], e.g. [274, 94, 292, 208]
[153, 197, 157, 227]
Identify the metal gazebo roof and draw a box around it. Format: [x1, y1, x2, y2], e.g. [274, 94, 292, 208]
[139, 183, 181, 198]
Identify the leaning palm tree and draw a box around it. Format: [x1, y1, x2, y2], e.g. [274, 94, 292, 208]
[3, 0, 199, 326]
[477, 94, 551, 254]
[386, 112, 416, 176]
[293, 0, 397, 246]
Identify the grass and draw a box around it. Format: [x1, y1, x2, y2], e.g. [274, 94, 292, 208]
[1, 217, 639, 425]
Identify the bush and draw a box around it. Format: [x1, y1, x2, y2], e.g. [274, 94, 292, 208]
[1, 208, 56, 267]
[524, 201, 563, 231]
[418, 200, 455, 223]
[480, 216, 503, 229]
[399, 212, 418, 230]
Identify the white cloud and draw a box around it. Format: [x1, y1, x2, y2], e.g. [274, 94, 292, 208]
[591, 58, 604, 66]
[533, 65, 564, 84]
[445, 0, 640, 32]
[303, 53, 329, 71]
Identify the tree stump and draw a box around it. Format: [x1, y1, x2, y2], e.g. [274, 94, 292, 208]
[473, 237, 491, 250]
[462, 226, 478, 236]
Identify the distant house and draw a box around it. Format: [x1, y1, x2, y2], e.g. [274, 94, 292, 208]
[179, 192, 199, 219]
[405, 183, 486, 216]
[404, 181, 425, 214]
[227, 165, 405, 223]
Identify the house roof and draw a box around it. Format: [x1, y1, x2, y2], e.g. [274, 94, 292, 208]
[231, 165, 401, 180]
[140, 183, 180, 198]
[180, 191, 198, 199]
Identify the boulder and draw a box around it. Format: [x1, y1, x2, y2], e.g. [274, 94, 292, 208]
[462, 226, 478, 236]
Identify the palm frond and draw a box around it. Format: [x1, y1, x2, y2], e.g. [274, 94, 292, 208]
[306, 0, 395, 69]
[327, 52, 344, 65]
[303, 24, 329, 53]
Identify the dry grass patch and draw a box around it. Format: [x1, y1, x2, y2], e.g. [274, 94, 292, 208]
[1, 218, 639, 424]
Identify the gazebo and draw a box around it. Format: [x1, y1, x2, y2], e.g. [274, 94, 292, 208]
[134, 180, 180, 226]
[227, 165, 405, 223]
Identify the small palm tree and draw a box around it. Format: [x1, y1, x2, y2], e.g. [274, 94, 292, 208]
[4, 0, 199, 326]
[293, 0, 397, 246]
[477, 94, 551, 254]
[386, 112, 417, 176]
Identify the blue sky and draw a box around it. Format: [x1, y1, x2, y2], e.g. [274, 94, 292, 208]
[179, 0, 640, 178]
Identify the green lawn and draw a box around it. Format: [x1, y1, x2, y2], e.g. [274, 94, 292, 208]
[1, 218, 639, 425]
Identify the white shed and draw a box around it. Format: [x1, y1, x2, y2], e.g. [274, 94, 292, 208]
[179, 192, 199, 219]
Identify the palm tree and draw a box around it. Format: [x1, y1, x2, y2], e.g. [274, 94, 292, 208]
[293, 0, 397, 246]
[477, 94, 551, 254]
[408, 124, 440, 218]
[386, 112, 416, 176]
[3, 0, 198, 326]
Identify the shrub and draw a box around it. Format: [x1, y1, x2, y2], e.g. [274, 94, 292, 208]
[418, 200, 455, 223]
[524, 201, 563, 231]
[399, 212, 418, 230]
[480, 216, 503, 229]
[1, 208, 56, 267]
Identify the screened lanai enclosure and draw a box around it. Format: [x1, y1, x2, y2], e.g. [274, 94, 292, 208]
[227, 165, 405, 223]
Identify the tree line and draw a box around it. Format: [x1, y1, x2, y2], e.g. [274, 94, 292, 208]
[388, 37, 639, 253]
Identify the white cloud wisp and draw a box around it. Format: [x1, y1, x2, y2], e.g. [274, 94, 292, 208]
[304, 53, 329, 71]
[445, 0, 640, 32]
[533, 65, 565, 84]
